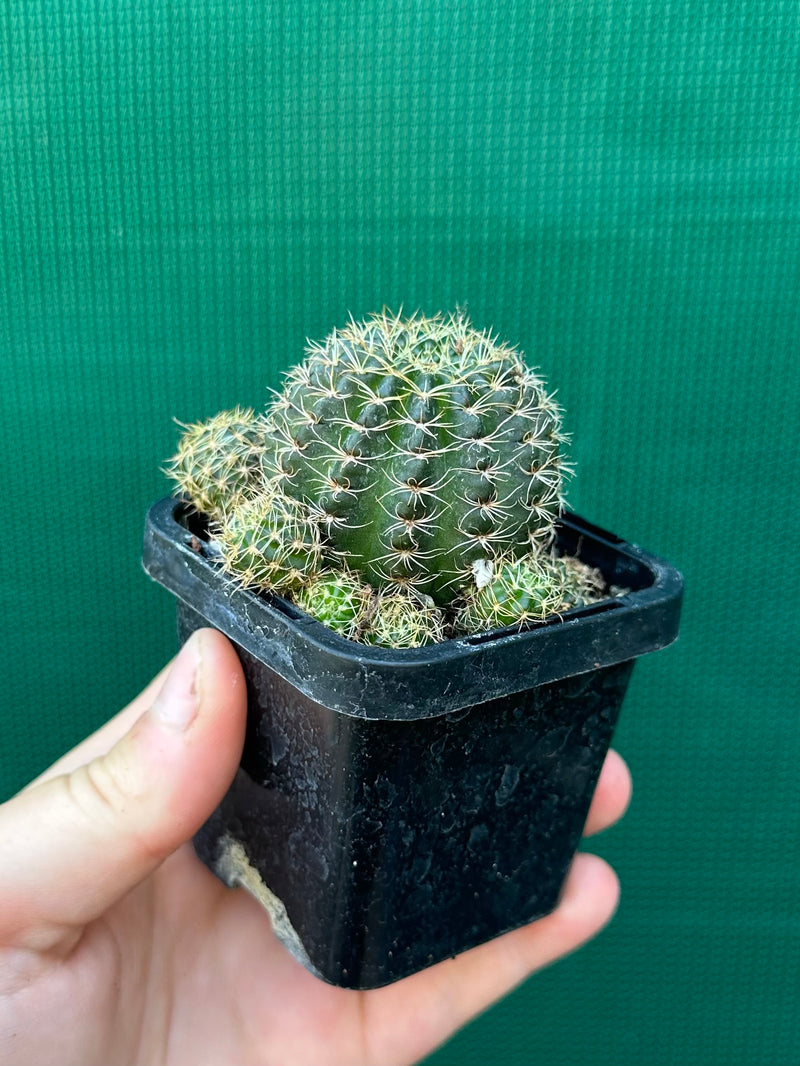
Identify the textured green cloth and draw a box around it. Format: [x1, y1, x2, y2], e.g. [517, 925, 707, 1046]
[1, 2, 799, 1063]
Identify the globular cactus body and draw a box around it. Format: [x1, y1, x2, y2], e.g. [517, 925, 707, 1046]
[361, 589, 447, 648]
[293, 572, 371, 640]
[168, 312, 604, 645]
[218, 493, 324, 590]
[167, 406, 265, 520]
[459, 554, 605, 631]
[261, 312, 567, 605]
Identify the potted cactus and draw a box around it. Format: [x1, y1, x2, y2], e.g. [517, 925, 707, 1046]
[143, 311, 682, 989]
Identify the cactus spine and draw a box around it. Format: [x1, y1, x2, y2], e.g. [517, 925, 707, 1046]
[168, 312, 607, 645]
[361, 589, 447, 649]
[457, 554, 605, 632]
[217, 492, 324, 590]
[293, 572, 371, 640]
[167, 406, 265, 520]
[260, 310, 568, 605]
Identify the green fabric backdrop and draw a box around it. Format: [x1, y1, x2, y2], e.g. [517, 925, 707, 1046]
[2, 2, 799, 1062]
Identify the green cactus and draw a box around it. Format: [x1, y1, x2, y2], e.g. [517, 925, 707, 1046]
[168, 311, 601, 645]
[293, 572, 372, 639]
[260, 310, 568, 605]
[457, 553, 605, 632]
[361, 589, 447, 649]
[167, 406, 265, 520]
[218, 492, 324, 590]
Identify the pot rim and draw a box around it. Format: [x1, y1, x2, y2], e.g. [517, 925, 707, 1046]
[143, 496, 683, 719]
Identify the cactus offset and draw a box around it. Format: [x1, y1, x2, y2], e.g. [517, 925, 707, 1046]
[293, 572, 372, 639]
[167, 407, 265, 521]
[218, 492, 324, 590]
[169, 311, 597, 645]
[457, 553, 605, 632]
[361, 589, 447, 649]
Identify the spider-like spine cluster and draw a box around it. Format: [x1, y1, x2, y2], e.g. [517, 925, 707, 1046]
[166, 406, 267, 520]
[259, 310, 568, 604]
[292, 573, 371, 641]
[458, 555, 606, 633]
[168, 311, 606, 646]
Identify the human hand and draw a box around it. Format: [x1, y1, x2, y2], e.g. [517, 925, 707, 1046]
[0, 629, 631, 1066]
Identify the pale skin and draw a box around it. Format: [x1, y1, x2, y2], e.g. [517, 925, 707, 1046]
[0, 629, 632, 1066]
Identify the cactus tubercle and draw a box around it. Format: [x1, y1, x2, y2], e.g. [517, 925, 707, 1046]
[167, 311, 606, 646]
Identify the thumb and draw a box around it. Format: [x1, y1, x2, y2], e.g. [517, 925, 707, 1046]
[0, 629, 246, 953]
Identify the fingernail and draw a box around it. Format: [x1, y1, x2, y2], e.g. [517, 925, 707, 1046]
[151, 632, 203, 731]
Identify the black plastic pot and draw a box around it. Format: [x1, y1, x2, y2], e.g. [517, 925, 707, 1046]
[143, 497, 682, 989]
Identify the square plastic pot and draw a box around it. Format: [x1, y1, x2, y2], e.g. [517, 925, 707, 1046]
[143, 497, 682, 990]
